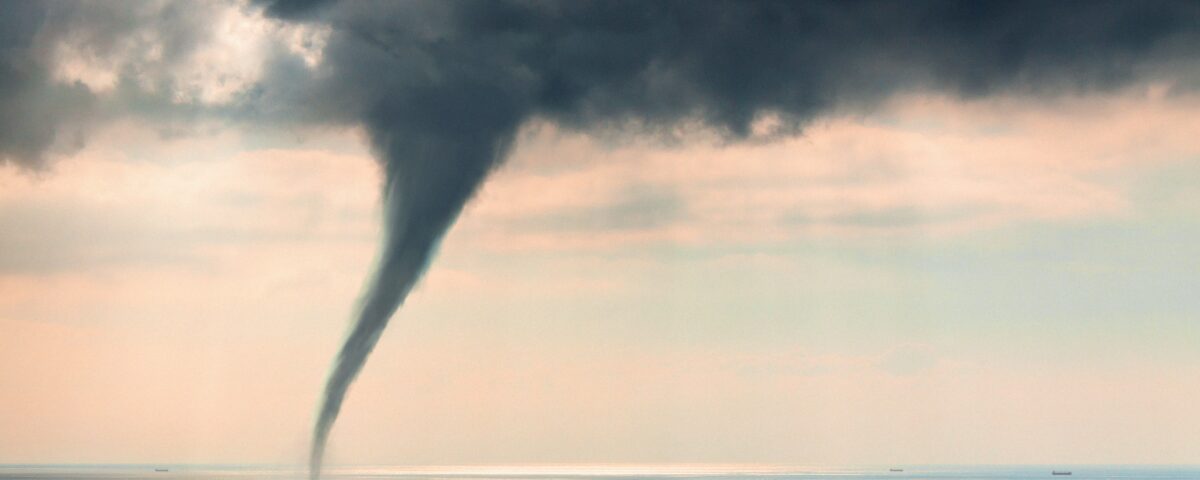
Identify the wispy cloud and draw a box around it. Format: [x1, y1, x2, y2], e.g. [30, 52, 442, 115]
[452, 86, 1200, 252]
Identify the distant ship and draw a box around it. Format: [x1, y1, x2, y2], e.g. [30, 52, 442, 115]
[154, 468, 169, 472]
[889, 468, 903, 472]
[1051, 471, 1071, 476]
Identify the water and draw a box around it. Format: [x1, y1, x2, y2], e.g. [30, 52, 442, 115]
[0, 465, 1196, 480]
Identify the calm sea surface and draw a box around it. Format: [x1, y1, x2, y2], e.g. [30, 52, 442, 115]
[0, 465, 1196, 480]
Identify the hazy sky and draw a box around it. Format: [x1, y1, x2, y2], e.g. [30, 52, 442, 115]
[2, 0, 1200, 467]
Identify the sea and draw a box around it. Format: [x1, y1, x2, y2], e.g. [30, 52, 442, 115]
[0, 465, 1196, 480]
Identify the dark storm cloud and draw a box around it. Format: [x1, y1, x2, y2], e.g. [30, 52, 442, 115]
[263, 0, 1200, 135]
[0, 1, 93, 169]
[247, 1, 1200, 478]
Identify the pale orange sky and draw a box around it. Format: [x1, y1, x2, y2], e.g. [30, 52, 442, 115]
[2, 84, 1199, 465]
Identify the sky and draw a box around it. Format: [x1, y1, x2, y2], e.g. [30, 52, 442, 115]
[2, 0, 1200, 468]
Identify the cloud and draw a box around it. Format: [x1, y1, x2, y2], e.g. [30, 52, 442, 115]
[0, 1, 96, 169]
[0, 138, 379, 275]
[237, 0, 1200, 164]
[0, 0, 329, 169]
[445, 87, 1200, 251]
[9, 0, 1200, 168]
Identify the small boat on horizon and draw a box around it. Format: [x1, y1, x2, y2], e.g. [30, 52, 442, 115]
[1051, 471, 1071, 476]
[889, 468, 903, 472]
[154, 468, 169, 472]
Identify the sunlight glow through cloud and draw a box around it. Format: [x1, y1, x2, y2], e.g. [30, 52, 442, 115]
[49, 0, 328, 104]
